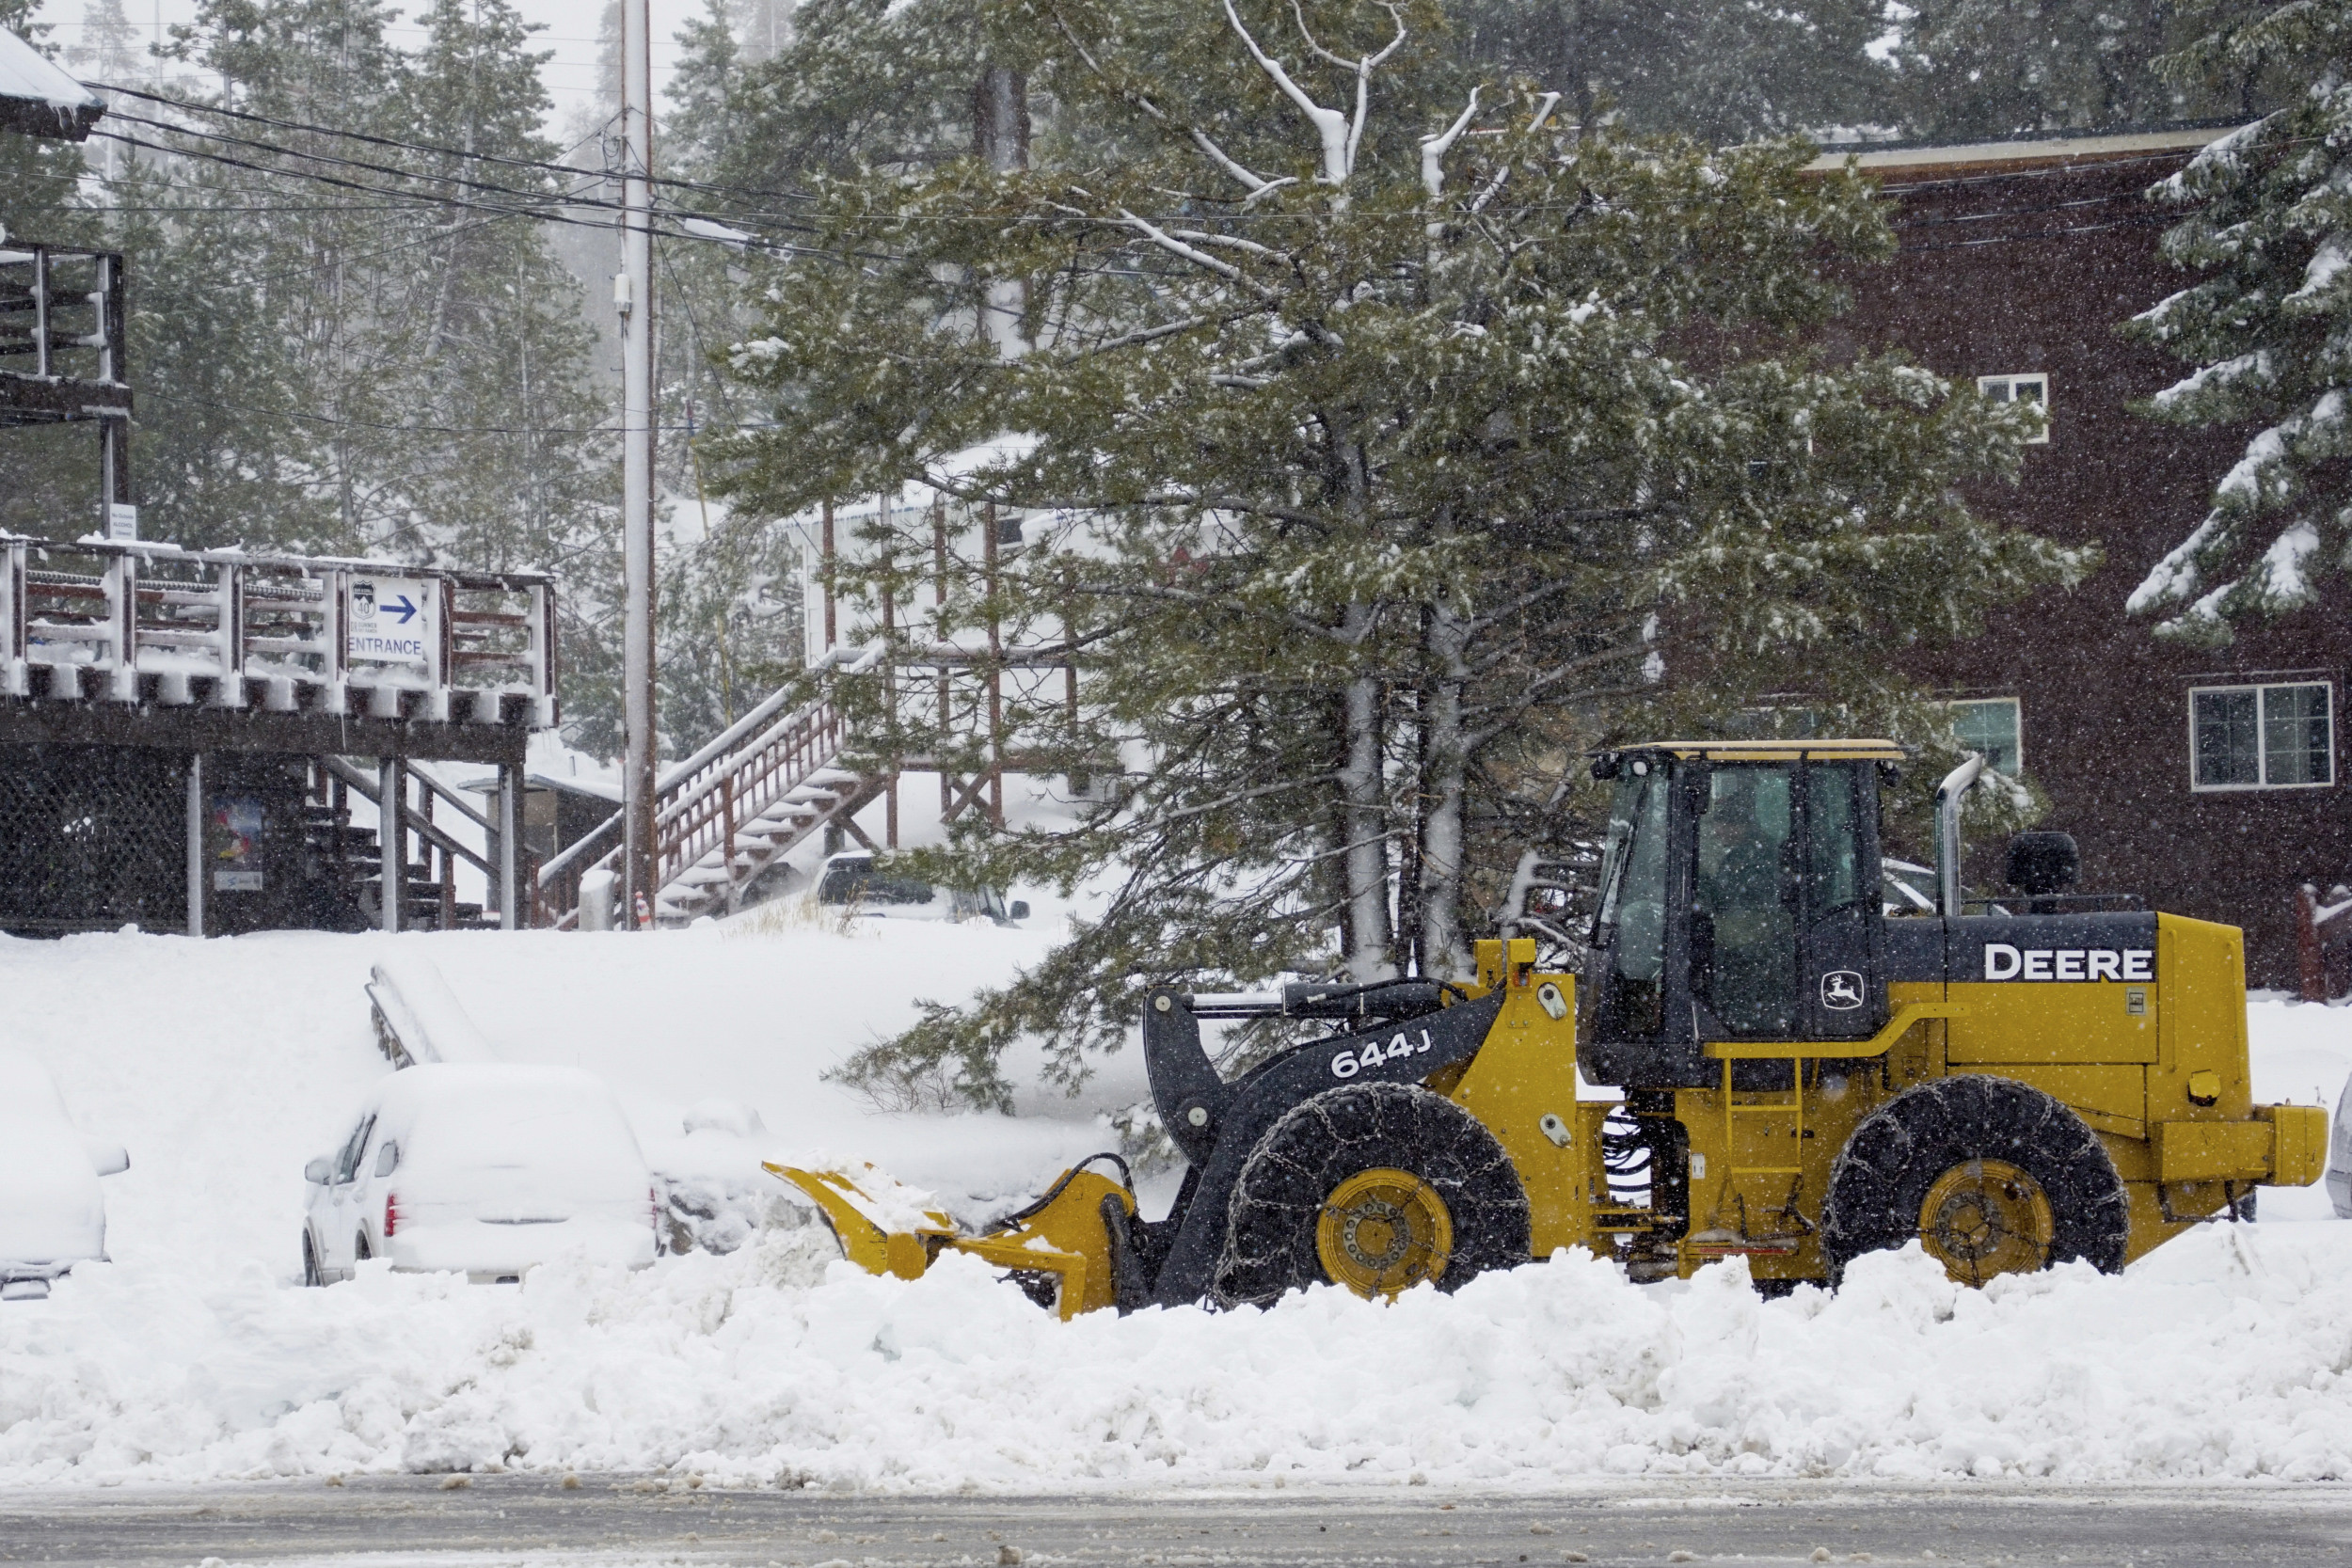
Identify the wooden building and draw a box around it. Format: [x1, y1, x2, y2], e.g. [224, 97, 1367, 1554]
[1822, 127, 2345, 988]
[2, 230, 559, 936]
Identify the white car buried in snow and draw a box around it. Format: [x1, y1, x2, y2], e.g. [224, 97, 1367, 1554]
[0, 1049, 130, 1300]
[301, 1064, 659, 1286]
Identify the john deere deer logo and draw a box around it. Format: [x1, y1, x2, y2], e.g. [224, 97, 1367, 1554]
[1820, 970, 1865, 1010]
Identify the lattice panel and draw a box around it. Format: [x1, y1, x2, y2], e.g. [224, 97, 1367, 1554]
[0, 745, 185, 932]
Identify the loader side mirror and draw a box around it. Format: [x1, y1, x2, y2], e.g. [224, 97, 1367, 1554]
[2005, 832, 2079, 896]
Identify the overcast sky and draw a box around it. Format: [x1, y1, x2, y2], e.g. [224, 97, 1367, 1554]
[31, 0, 708, 140]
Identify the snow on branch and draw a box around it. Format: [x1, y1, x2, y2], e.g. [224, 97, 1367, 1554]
[1470, 93, 1561, 214]
[1112, 206, 1262, 286]
[1220, 0, 1404, 185]
[1044, 6, 1290, 199]
[1421, 89, 1480, 198]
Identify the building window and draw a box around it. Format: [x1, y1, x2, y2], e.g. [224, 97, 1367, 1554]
[1977, 373, 2050, 444]
[2190, 682, 2334, 790]
[1948, 697, 2022, 775]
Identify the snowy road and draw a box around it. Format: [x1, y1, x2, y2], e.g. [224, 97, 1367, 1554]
[4, 1475, 2351, 1566]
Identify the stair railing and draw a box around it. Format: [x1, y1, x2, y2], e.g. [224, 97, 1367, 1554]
[537, 643, 882, 925]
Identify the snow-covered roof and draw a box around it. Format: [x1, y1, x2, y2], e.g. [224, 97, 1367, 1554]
[0, 28, 104, 143]
[1808, 125, 2240, 178]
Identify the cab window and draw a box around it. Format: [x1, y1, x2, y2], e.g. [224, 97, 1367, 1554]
[1804, 763, 1867, 912]
[1597, 766, 1669, 1038]
[1695, 765, 1797, 1036]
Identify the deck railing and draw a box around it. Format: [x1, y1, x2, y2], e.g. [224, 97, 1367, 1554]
[0, 534, 555, 726]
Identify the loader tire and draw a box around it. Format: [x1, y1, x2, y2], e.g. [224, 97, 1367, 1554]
[1822, 1074, 2128, 1286]
[1215, 1082, 1529, 1308]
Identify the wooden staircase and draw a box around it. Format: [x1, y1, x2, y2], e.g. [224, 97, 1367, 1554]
[537, 651, 887, 927]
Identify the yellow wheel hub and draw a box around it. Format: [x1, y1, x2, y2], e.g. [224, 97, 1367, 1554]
[1918, 1158, 2054, 1285]
[1316, 1167, 1453, 1299]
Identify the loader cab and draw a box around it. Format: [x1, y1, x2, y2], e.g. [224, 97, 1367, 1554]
[1581, 740, 1903, 1089]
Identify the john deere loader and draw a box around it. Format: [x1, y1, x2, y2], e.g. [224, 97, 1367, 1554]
[772, 741, 2328, 1313]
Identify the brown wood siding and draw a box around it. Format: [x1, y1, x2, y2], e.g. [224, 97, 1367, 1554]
[1836, 151, 2350, 989]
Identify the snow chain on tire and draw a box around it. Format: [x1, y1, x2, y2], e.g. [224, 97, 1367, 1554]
[1822, 1073, 2129, 1283]
[1214, 1081, 1530, 1308]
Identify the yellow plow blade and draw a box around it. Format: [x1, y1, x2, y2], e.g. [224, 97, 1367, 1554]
[765, 1157, 1136, 1320]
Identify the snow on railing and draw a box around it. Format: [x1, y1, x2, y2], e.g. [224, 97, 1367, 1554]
[0, 534, 555, 726]
[365, 955, 501, 1068]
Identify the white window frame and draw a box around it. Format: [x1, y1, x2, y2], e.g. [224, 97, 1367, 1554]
[2187, 681, 2336, 792]
[1947, 695, 2023, 775]
[1977, 373, 2051, 444]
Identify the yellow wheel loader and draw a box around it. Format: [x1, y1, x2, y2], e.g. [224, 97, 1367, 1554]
[772, 740, 2328, 1314]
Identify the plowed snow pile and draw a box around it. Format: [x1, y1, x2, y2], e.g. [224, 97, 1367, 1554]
[0, 926, 2344, 1489]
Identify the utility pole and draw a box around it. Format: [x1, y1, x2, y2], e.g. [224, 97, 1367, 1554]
[617, 0, 658, 928]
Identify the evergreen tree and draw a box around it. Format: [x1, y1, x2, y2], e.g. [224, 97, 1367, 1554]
[1892, 0, 2281, 141]
[713, 0, 2085, 1106]
[1452, 0, 1892, 145]
[68, 0, 146, 85]
[2124, 0, 2352, 638]
[703, 0, 993, 192]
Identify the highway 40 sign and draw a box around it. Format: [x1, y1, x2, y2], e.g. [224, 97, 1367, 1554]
[347, 576, 433, 665]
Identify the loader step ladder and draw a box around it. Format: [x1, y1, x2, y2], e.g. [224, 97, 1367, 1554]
[1696, 1057, 1810, 1257]
[1694, 1006, 1969, 1255]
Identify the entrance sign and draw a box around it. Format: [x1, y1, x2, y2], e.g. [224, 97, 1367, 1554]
[347, 576, 433, 665]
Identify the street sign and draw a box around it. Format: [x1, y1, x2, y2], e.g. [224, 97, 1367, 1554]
[347, 576, 433, 665]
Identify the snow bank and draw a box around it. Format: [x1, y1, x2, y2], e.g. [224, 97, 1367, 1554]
[4, 1223, 2351, 1487]
[0, 926, 2343, 1489]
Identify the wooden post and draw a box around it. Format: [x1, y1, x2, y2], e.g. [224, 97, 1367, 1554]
[2297, 884, 2328, 1004]
[820, 499, 837, 652]
[936, 498, 954, 815]
[185, 752, 204, 938]
[722, 773, 737, 909]
[379, 756, 404, 934]
[984, 504, 1005, 829]
[880, 501, 899, 849]
[498, 759, 521, 931]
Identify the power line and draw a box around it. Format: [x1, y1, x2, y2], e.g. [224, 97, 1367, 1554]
[85, 129, 832, 258]
[102, 105, 639, 220]
[90, 79, 822, 209]
[138, 385, 784, 439]
[88, 104, 865, 252]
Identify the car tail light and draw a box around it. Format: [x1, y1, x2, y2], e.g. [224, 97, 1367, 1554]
[384, 1192, 401, 1238]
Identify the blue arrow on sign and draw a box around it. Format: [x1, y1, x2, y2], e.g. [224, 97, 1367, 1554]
[385, 594, 419, 625]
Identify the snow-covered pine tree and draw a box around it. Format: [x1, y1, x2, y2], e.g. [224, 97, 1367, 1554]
[2124, 0, 2352, 639]
[713, 0, 2085, 1107]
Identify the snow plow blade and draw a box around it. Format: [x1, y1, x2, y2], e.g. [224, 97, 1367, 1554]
[764, 1157, 1137, 1320]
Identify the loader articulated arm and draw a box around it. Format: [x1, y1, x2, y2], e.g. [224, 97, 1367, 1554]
[776, 974, 1500, 1318]
[1144, 979, 1453, 1167]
